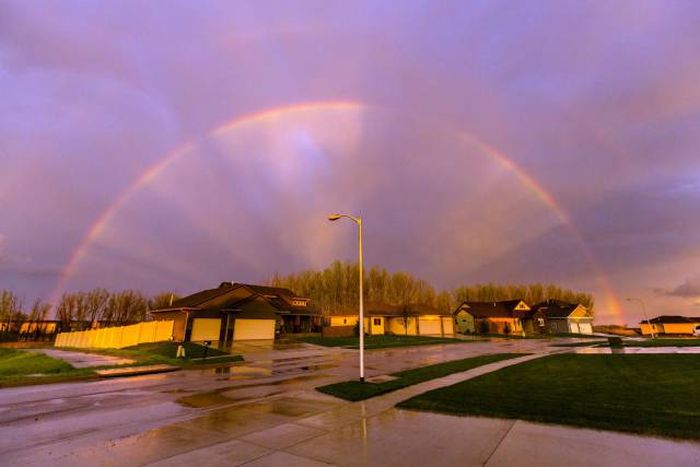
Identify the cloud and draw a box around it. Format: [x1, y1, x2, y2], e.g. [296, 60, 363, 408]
[661, 277, 700, 299]
[2, 0, 700, 324]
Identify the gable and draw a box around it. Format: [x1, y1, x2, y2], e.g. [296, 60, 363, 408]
[236, 296, 280, 319]
[514, 301, 530, 311]
[198, 286, 253, 310]
[569, 304, 589, 318]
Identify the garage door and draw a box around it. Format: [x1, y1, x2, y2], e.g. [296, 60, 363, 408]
[441, 317, 454, 336]
[191, 318, 221, 342]
[578, 323, 593, 335]
[418, 318, 442, 336]
[233, 319, 275, 341]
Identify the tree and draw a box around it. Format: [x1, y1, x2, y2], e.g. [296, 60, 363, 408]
[28, 299, 51, 321]
[0, 290, 23, 322]
[0, 290, 26, 337]
[56, 292, 78, 330]
[104, 290, 148, 324]
[149, 291, 181, 311]
[85, 288, 110, 324]
[269, 261, 595, 319]
[478, 320, 490, 334]
[401, 305, 410, 336]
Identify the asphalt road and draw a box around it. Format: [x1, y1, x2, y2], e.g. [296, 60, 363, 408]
[2, 339, 698, 466]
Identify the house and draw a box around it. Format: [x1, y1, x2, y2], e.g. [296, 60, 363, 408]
[327, 303, 454, 337]
[150, 282, 319, 344]
[640, 316, 700, 336]
[528, 300, 593, 335]
[454, 300, 530, 335]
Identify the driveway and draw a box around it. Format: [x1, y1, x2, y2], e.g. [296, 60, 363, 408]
[2, 339, 698, 466]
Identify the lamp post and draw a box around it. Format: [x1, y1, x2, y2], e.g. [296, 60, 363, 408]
[626, 297, 655, 339]
[328, 213, 365, 382]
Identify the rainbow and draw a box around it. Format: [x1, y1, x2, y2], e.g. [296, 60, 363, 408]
[50, 99, 622, 317]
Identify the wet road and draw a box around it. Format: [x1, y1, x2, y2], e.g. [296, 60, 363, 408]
[5, 338, 694, 466]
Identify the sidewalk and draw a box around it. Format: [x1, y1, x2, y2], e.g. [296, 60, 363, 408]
[27, 348, 135, 368]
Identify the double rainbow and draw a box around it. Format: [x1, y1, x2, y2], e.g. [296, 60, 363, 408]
[50, 100, 622, 317]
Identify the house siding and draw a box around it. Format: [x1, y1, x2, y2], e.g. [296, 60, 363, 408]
[455, 310, 475, 333]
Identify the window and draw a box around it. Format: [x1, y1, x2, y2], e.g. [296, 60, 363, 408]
[373, 318, 381, 326]
[343, 318, 347, 324]
[537, 318, 545, 326]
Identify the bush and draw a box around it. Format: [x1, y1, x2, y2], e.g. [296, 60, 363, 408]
[478, 320, 490, 334]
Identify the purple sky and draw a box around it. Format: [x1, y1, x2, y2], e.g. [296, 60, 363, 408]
[1, 1, 699, 324]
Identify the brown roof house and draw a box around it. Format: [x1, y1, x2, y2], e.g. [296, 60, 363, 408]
[150, 282, 319, 344]
[454, 300, 530, 335]
[528, 299, 593, 335]
[640, 315, 700, 336]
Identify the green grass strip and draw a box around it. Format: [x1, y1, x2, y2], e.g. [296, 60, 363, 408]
[398, 353, 700, 440]
[0, 348, 97, 387]
[0, 342, 244, 388]
[550, 341, 607, 347]
[317, 353, 526, 401]
[622, 338, 700, 347]
[0, 348, 74, 376]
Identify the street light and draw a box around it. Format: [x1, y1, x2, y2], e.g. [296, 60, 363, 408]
[328, 213, 365, 382]
[626, 297, 655, 339]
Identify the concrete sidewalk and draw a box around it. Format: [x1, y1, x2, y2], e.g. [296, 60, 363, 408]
[27, 348, 135, 368]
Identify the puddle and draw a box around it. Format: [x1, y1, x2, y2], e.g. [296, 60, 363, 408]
[207, 365, 272, 377]
[269, 373, 326, 385]
[176, 392, 237, 408]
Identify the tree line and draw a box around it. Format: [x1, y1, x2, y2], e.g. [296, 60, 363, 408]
[268, 260, 594, 315]
[1, 260, 595, 328]
[0, 289, 180, 332]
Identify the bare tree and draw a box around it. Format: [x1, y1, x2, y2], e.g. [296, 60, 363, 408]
[148, 291, 180, 311]
[56, 292, 78, 330]
[28, 298, 51, 321]
[106, 290, 148, 324]
[85, 288, 110, 324]
[0, 290, 23, 321]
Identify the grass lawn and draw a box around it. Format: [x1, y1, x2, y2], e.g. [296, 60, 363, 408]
[0, 348, 95, 387]
[622, 338, 700, 347]
[0, 342, 243, 388]
[300, 334, 467, 349]
[121, 342, 242, 362]
[317, 353, 526, 401]
[74, 342, 244, 366]
[398, 354, 700, 439]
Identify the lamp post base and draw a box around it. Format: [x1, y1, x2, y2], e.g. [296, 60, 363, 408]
[360, 376, 365, 383]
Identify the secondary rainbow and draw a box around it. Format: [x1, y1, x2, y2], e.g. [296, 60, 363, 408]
[50, 100, 622, 317]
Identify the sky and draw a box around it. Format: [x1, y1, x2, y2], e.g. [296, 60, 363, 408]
[1, 0, 699, 324]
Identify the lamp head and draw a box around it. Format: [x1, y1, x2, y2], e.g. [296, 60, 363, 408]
[327, 214, 342, 221]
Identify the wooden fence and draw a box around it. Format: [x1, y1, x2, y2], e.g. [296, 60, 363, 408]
[54, 320, 174, 349]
